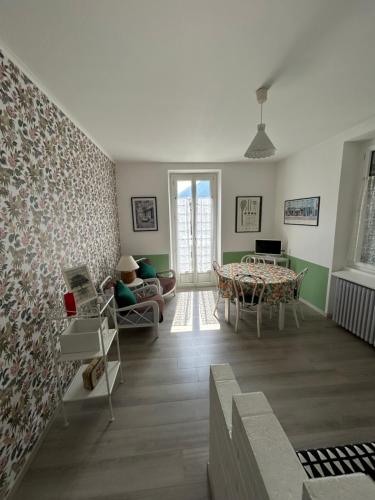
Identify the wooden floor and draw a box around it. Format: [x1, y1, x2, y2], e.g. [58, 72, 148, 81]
[14, 289, 375, 500]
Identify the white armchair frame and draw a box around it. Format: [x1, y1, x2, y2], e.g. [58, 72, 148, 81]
[100, 277, 160, 338]
[136, 258, 176, 298]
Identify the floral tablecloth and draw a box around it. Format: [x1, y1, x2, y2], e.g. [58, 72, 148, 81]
[218, 263, 298, 305]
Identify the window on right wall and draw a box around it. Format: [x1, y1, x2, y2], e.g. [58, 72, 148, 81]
[355, 150, 375, 268]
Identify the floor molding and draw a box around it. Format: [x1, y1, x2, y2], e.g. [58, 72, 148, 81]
[300, 297, 327, 317]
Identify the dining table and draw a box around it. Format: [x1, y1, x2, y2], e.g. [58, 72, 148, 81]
[217, 262, 298, 330]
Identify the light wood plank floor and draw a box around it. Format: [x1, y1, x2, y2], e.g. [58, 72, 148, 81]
[13, 289, 375, 500]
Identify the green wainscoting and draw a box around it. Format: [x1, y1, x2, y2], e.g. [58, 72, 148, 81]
[222, 251, 329, 312]
[288, 256, 329, 312]
[133, 254, 170, 272]
[222, 251, 254, 264]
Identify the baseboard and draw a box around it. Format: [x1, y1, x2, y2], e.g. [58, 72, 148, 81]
[6, 404, 61, 500]
[207, 463, 214, 500]
[300, 297, 327, 317]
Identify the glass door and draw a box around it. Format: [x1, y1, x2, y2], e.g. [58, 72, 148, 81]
[170, 173, 218, 286]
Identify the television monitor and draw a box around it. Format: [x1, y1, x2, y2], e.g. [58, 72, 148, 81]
[255, 239, 282, 256]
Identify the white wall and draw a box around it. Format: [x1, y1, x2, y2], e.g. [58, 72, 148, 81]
[274, 116, 375, 270]
[116, 162, 277, 259]
[274, 140, 344, 268]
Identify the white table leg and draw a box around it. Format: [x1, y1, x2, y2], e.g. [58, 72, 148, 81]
[278, 302, 285, 330]
[224, 298, 230, 323]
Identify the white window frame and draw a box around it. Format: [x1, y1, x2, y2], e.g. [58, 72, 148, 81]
[352, 146, 375, 274]
[168, 170, 221, 287]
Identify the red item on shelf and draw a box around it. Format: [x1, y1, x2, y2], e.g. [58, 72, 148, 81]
[64, 292, 76, 316]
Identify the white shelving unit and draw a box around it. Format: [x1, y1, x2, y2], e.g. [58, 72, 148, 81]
[50, 292, 123, 426]
[63, 361, 120, 402]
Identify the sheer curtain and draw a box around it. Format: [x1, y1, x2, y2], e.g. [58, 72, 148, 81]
[360, 175, 375, 265]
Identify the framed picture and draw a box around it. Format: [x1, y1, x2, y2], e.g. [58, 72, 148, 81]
[235, 196, 262, 233]
[62, 264, 97, 306]
[284, 197, 320, 226]
[131, 197, 158, 231]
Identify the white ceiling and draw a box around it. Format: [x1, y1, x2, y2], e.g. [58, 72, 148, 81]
[1, 0, 375, 162]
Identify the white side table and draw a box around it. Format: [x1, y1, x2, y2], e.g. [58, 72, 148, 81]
[127, 277, 144, 289]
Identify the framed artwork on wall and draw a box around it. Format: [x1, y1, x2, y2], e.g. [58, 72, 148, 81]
[284, 196, 320, 226]
[62, 264, 97, 306]
[131, 197, 158, 231]
[235, 196, 262, 233]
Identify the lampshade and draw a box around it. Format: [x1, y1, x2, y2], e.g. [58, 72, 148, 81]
[244, 87, 276, 159]
[116, 255, 139, 272]
[244, 123, 276, 159]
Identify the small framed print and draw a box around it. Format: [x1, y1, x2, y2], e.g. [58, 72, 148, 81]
[235, 196, 262, 233]
[62, 264, 97, 306]
[131, 197, 158, 232]
[284, 197, 320, 226]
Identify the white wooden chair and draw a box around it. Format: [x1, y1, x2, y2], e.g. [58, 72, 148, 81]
[291, 267, 309, 326]
[241, 254, 277, 265]
[241, 254, 254, 263]
[232, 273, 266, 337]
[100, 277, 161, 338]
[212, 261, 224, 318]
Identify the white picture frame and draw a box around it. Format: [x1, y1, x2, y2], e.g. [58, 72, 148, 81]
[62, 264, 97, 306]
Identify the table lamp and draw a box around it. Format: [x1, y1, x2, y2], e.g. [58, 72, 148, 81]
[116, 255, 139, 284]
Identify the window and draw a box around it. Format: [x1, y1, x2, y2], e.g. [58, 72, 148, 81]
[355, 150, 375, 267]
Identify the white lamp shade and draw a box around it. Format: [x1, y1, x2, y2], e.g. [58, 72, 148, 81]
[244, 123, 276, 159]
[116, 255, 139, 272]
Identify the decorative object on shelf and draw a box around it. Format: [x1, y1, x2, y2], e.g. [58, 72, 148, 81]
[116, 255, 139, 283]
[82, 357, 105, 390]
[62, 264, 97, 306]
[244, 87, 276, 159]
[131, 196, 158, 231]
[60, 317, 108, 355]
[284, 196, 320, 226]
[63, 292, 77, 316]
[235, 196, 262, 232]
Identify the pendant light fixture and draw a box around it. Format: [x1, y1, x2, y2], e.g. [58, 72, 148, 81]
[244, 87, 276, 159]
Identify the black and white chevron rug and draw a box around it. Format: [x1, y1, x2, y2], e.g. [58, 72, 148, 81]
[296, 441, 375, 481]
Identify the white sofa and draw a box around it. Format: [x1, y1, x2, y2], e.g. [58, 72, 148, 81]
[208, 363, 375, 500]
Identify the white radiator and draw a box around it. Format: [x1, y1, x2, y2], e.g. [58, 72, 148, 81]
[332, 278, 375, 346]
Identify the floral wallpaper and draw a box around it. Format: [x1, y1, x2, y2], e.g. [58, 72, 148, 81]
[0, 49, 120, 497]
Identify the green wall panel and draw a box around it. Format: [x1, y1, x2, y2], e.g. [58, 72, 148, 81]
[223, 251, 329, 312]
[222, 251, 254, 264]
[133, 254, 170, 272]
[288, 256, 329, 312]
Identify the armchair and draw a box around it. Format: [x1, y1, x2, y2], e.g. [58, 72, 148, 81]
[136, 258, 176, 298]
[100, 277, 164, 338]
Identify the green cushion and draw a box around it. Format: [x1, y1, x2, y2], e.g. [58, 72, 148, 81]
[138, 260, 157, 279]
[115, 280, 136, 308]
